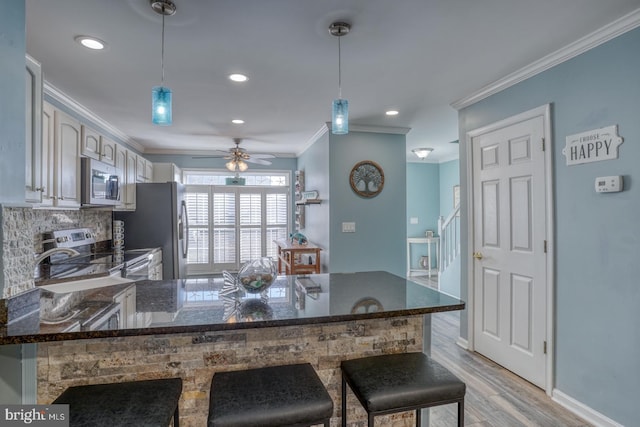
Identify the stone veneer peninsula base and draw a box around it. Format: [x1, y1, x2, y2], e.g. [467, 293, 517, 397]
[37, 316, 425, 427]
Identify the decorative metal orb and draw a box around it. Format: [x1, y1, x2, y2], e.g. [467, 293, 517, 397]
[237, 257, 277, 294]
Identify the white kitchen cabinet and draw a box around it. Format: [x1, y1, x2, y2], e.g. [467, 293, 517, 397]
[25, 55, 43, 203]
[80, 125, 101, 160]
[114, 143, 127, 209]
[100, 137, 117, 165]
[136, 156, 146, 183]
[54, 110, 82, 207]
[115, 285, 136, 329]
[40, 107, 82, 208]
[124, 150, 137, 210]
[81, 126, 117, 166]
[144, 161, 153, 183]
[40, 102, 55, 207]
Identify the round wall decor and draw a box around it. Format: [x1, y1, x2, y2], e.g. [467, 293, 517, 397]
[349, 160, 384, 198]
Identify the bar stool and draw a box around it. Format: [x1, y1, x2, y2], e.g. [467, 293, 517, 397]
[341, 352, 465, 426]
[208, 363, 333, 427]
[52, 377, 182, 427]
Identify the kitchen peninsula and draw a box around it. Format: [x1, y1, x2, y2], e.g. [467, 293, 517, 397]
[1, 271, 463, 427]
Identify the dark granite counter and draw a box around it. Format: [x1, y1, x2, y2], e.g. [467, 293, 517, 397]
[0, 271, 464, 344]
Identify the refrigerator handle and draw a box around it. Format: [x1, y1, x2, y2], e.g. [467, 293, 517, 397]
[180, 200, 189, 259]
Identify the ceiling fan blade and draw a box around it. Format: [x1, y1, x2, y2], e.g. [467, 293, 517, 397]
[249, 153, 276, 159]
[245, 158, 272, 165]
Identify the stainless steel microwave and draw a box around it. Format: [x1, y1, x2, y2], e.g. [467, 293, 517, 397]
[81, 157, 121, 206]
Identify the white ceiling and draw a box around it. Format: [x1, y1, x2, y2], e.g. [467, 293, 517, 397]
[26, 0, 640, 163]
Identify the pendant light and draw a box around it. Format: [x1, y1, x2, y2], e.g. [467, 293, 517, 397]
[329, 22, 351, 135]
[151, 0, 176, 125]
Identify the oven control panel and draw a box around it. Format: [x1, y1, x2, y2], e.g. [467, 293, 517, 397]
[44, 228, 96, 249]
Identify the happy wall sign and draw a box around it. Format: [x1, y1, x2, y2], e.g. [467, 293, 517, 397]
[562, 125, 623, 166]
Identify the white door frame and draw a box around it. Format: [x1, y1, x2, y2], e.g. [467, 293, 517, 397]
[464, 104, 555, 395]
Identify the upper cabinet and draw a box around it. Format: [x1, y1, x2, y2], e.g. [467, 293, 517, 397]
[38, 102, 82, 208]
[53, 108, 82, 208]
[81, 125, 116, 166]
[25, 55, 43, 203]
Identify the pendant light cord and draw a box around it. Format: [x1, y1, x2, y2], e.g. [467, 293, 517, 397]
[161, 8, 166, 85]
[338, 35, 342, 98]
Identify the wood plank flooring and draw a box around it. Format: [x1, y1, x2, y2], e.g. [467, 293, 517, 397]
[409, 276, 591, 426]
[429, 311, 590, 426]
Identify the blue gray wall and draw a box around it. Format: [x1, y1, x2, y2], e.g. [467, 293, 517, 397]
[299, 130, 407, 276]
[329, 131, 407, 276]
[296, 132, 331, 271]
[0, 0, 26, 204]
[458, 27, 640, 426]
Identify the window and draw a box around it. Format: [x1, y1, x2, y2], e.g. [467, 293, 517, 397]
[184, 170, 290, 274]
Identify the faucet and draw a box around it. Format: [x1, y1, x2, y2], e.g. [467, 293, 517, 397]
[34, 247, 81, 265]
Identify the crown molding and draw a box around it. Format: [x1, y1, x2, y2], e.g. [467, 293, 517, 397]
[144, 148, 297, 158]
[451, 7, 640, 110]
[43, 81, 145, 152]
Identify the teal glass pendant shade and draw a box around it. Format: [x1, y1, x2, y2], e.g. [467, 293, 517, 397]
[332, 98, 348, 134]
[152, 86, 172, 125]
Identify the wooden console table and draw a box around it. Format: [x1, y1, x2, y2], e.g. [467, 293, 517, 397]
[274, 239, 322, 275]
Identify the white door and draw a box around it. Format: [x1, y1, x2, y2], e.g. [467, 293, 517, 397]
[471, 107, 549, 388]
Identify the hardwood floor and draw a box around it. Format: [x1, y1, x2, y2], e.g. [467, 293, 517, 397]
[411, 275, 591, 426]
[429, 311, 590, 426]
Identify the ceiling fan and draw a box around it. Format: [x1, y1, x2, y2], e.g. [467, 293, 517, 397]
[193, 138, 275, 172]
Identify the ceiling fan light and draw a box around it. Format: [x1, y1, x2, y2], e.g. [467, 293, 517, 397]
[332, 98, 349, 134]
[412, 148, 434, 159]
[237, 160, 249, 172]
[152, 86, 172, 125]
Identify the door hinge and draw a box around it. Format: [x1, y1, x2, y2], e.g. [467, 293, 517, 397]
[542, 138, 545, 151]
[543, 341, 547, 354]
[544, 240, 547, 253]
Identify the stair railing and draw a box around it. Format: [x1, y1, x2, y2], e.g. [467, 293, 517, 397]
[438, 206, 460, 274]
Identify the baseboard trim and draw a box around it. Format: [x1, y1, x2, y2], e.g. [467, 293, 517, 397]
[552, 389, 623, 427]
[456, 337, 469, 350]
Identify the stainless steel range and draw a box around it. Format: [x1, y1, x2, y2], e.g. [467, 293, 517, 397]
[38, 228, 159, 292]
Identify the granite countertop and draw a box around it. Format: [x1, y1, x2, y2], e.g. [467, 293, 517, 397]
[0, 271, 464, 344]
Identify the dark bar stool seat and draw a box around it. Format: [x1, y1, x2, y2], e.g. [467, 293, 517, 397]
[341, 352, 465, 426]
[208, 363, 333, 427]
[52, 378, 182, 427]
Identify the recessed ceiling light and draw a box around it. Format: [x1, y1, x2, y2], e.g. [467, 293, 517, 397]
[229, 74, 248, 82]
[385, 110, 399, 116]
[231, 119, 245, 124]
[74, 36, 106, 50]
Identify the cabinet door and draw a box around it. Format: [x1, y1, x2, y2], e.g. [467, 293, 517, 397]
[144, 161, 153, 182]
[25, 55, 43, 203]
[114, 144, 127, 208]
[124, 150, 137, 210]
[136, 156, 146, 182]
[40, 102, 55, 207]
[100, 137, 116, 165]
[80, 125, 101, 160]
[54, 110, 81, 207]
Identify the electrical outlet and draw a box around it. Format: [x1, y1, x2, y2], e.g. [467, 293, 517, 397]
[410, 217, 419, 224]
[342, 222, 356, 233]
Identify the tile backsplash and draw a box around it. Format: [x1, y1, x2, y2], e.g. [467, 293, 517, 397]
[1, 205, 113, 298]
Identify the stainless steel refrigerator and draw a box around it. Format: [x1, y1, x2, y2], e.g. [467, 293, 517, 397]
[115, 182, 188, 279]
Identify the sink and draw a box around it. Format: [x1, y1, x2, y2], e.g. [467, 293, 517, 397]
[40, 275, 134, 293]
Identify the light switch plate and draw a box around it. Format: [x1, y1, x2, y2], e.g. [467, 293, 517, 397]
[342, 222, 356, 233]
[410, 217, 418, 224]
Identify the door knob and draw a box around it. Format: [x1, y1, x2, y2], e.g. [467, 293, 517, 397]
[473, 252, 483, 260]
